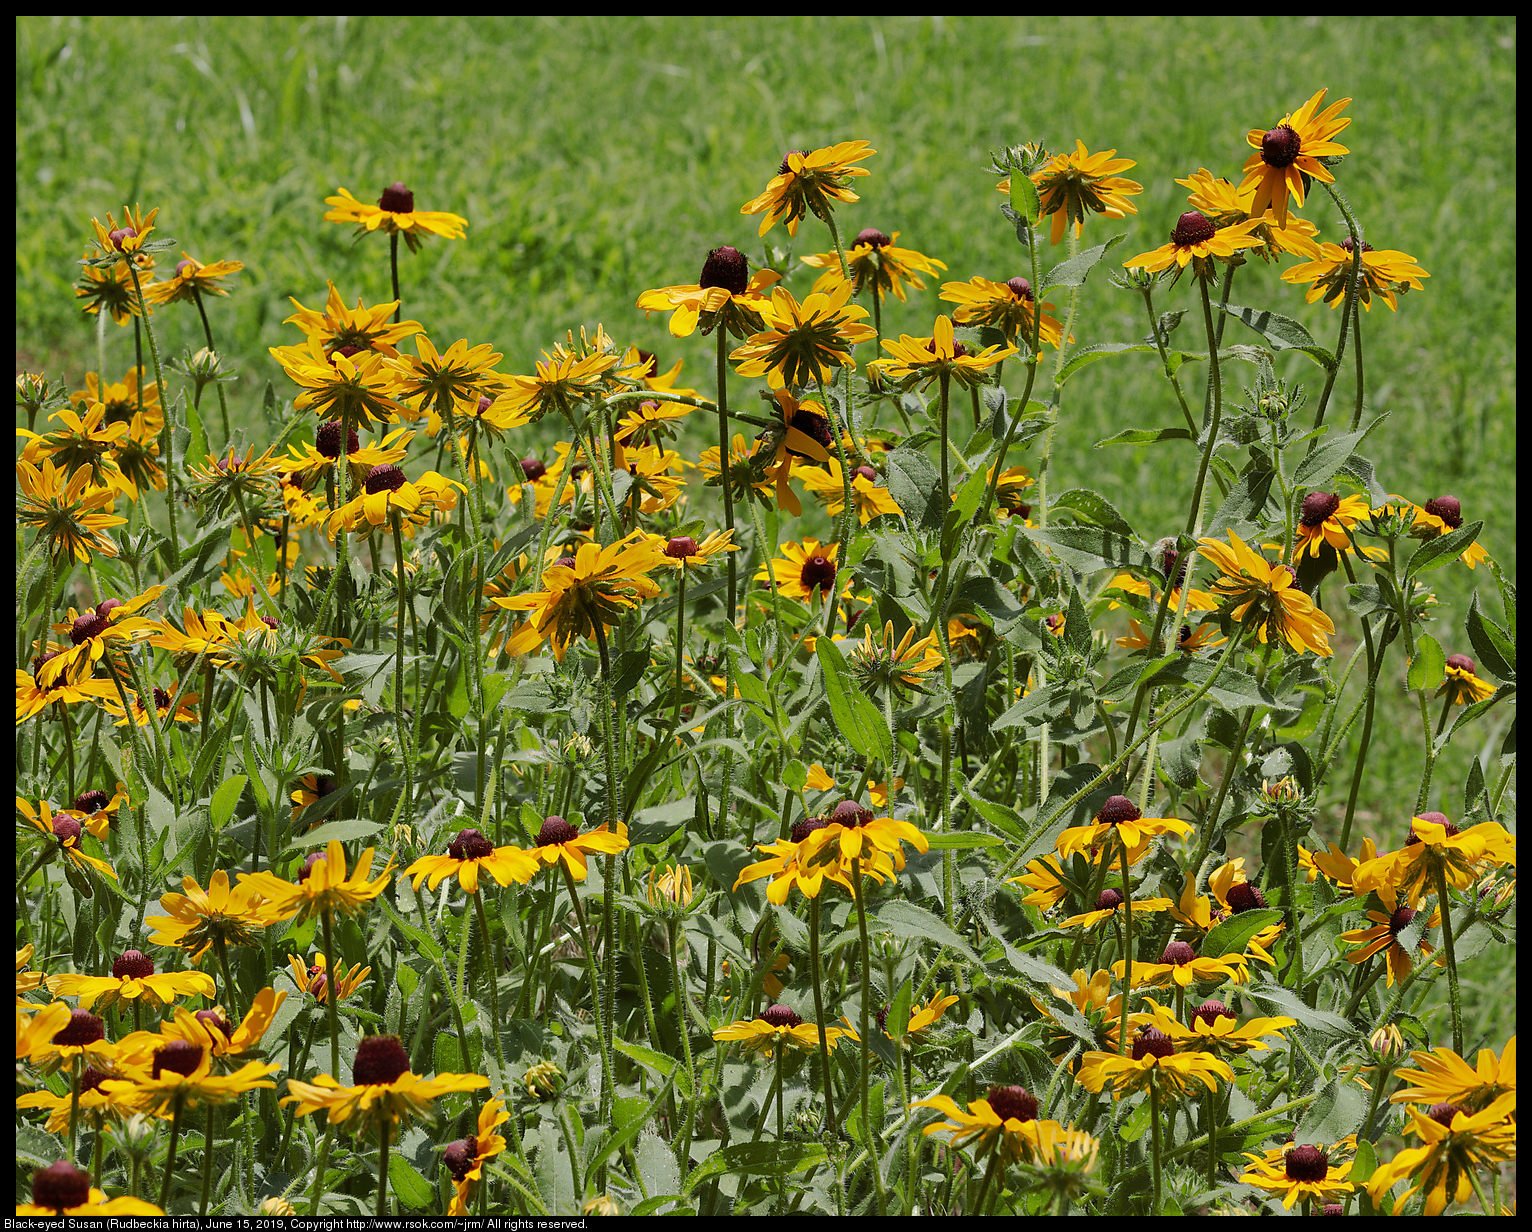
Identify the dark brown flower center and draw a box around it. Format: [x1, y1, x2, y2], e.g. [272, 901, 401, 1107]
[298, 851, 327, 882]
[52, 1009, 105, 1047]
[1388, 906, 1417, 936]
[1445, 654, 1476, 674]
[1427, 1102, 1461, 1128]
[1406, 812, 1458, 845]
[1226, 882, 1267, 913]
[1193, 999, 1235, 1028]
[854, 228, 891, 249]
[1261, 125, 1303, 169]
[111, 949, 154, 981]
[353, 1035, 411, 1086]
[520, 457, 547, 482]
[665, 536, 700, 559]
[365, 463, 407, 494]
[800, 554, 838, 594]
[80, 1066, 111, 1095]
[553, 556, 577, 570]
[70, 611, 109, 645]
[108, 227, 137, 248]
[1097, 795, 1141, 826]
[379, 182, 415, 213]
[698, 245, 750, 297]
[537, 816, 578, 847]
[1131, 1027, 1174, 1062]
[316, 420, 360, 459]
[1319, 1203, 1345, 1217]
[1423, 495, 1462, 528]
[1094, 888, 1124, 912]
[1284, 1144, 1329, 1182]
[1340, 237, 1375, 254]
[96, 598, 125, 619]
[196, 1008, 233, 1039]
[779, 150, 807, 175]
[984, 1084, 1039, 1123]
[153, 1040, 205, 1079]
[1005, 276, 1034, 302]
[152, 686, 171, 710]
[1300, 492, 1341, 527]
[830, 799, 875, 828]
[176, 259, 197, 278]
[72, 789, 110, 814]
[854, 465, 878, 482]
[443, 1136, 478, 1181]
[448, 827, 495, 862]
[32, 1161, 92, 1212]
[759, 1004, 803, 1029]
[788, 408, 834, 453]
[790, 815, 828, 844]
[1161, 940, 1196, 966]
[51, 815, 83, 845]
[1171, 211, 1217, 247]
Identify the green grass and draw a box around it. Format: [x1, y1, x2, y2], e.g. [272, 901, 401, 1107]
[16, 15, 1514, 885]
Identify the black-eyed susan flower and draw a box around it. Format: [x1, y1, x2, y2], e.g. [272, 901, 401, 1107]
[17, 945, 45, 1000]
[911, 1085, 1045, 1163]
[284, 282, 425, 359]
[72, 367, 161, 435]
[1240, 1139, 1357, 1211]
[18, 401, 131, 494]
[443, 1096, 509, 1215]
[1297, 836, 1378, 893]
[283, 1033, 487, 1139]
[1437, 654, 1495, 706]
[15, 658, 119, 723]
[499, 342, 623, 424]
[1055, 795, 1193, 862]
[1290, 490, 1373, 561]
[75, 254, 150, 325]
[755, 537, 843, 605]
[239, 840, 394, 926]
[613, 397, 693, 452]
[741, 141, 876, 237]
[798, 798, 930, 871]
[939, 275, 1064, 350]
[1123, 211, 1264, 279]
[733, 830, 853, 905]
[848, 619, 943, 700]
[637, 245, 781, 339]
[1140, 997, 1295, 1056]
[1366, 1097, 1516, 1216]
[1115, 939, 1248, 990]
[1238, 88, 1353, 230]
[1389, 1037, 1516, 1115]
[731, 283, 876, 391]
[700, 431, 777, 510]
[101, 1036, 279, 1116]
[16, 1161, 162, 1217]
[1175, 168, 1322, 262]
[141, 253, 243, 307]
[1198, 529, 1336, 656]
[1058, 886, 1173, 932]
[803, 228, 946, 303]
[871, 314, 1016, 393]
[495, 532, 663, 661]
[40, 587, 164, 690]
[386, 334, 507, 424]
[1282, 238, 1429, 312]
[287, 951, 371, 1006]
[887, 991, 959, 1046]
[1076, 1028, 1232, 1101]
[284, 423, 415, 495]
[404, 828, 539, 895]
[158, 989, 286, 1059]
[46, 951, 213, 1013]
[1400, 494, 1489, 570]
[18, 799, 118, 883]
[145, 870, 276, 963]
[612, 440, 687, 514]
[1340, 882, 1440, 987]
[98, 680, 199, 727]
[798, 457, 903, 525]
[1000, 141, 1143, 247]
[1352, 812, 1516, 909]
[712, 1003, 856, 1055]
[326, 463, 464, 541]
[324, 183, 467, 252]
[16, 455, 127, 565]
[523, 816, 628, 882]
[269, 335, 407, 428]
[17, 1064, 142, 1136]
[647, 529, 738, 573]
[88, 205, 160, 258]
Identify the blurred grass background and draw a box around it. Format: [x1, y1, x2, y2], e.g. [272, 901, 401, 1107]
[15, 16, 1515, 1044]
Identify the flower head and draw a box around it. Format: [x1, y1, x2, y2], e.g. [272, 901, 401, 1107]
[1240, 1140, 1357, 1210]
[1055, 795, 1194, 861]
[327, 463, 464, 541]
[404, 829, 539, 894]
[740, 141, 876, 237]
[1198, 529, 1336, 656]
[1239, 88, 1353, 229]
[1002, 141, 1143, 246]
[848, 620, 944, 700]
[144, 870, 276, 963]
[803, 229, 946, 303]
[287, 951, 371, 1005]
[269, 335, 407, 427]
[523, 815, 628, 882]
[755, 537, 845, 605]
[938, 275, 1064, 350]
[1389, 1037, 1515, 1116]
[16, 1162, 162, 1216]
[281, 1034, 487, 1135]
[46, 950, 214, 1013]
[1175, 167, 1323, 261]
[871, 314, 1016, 393]
[239, 841, 394, 926]
[730, 283, 876, 391]
[1367, 1097, 1516, 1216]
[912, 1086, 1046, 1163]
[637, 246, 781, 339]
[1339, 882, 1440, 987]
[141, 252, 243, 306]
[444, 1097, 509, 1214]
[1077, 1028, 1232, 1100]
[1437, 654, 1495, 706]
[18, 798, 118, 883]
[284, 282, 424, 359]
[1123, 211, 1264, 279]
[16, 455, 127, 565]
[713, 1004, 856, 1055]
[88, 205, 159, 258]
[102, 1038, 279, 1116]
[324, 183, 467, 252]
[1352, 813, 1515, 908]
[798, 456, 904, 525]
[1281, 239, 1429, 312]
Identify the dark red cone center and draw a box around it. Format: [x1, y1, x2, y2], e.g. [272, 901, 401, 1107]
[111, 950, 155, 981]
[698, 246, 750, 297]
[759, 1004, 803, 1029]
[152, 1040, 204, 1079]
[379, 182, 415, 213]
[352, 1034, 411, 1087]
[800, 555, 838, 594]
[1299, 492, 1341, 527]
[1131, 1027, 1174, 1061]
[537, 816, 578, 847]
[1171, 211, 1217, 247]
[854, 228, 892, 249]
[448, 827, 495, 862]
[984, 1084, 1038, 1123]
[1284, 1144, 1329, 1182]
[443, 1136, 478, 1181]
[1261, 125, 1302, 169]
[1097, 795, 1141, 826]
[365, 463, 407, 494]
[32, 1161, 92, 1213]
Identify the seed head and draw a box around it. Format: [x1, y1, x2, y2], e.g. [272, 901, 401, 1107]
[1283, 1144, 1329, 1182]
[352, 1035, 411, 1087]
[698, 246, 749, 297]
[72, 790, 110, 815]
[70, 611, 109, 645]
[759, 1004, 803, 1029]
[1299, 492, 1341, 527]
[1161, 940, 1196, 966]
[1193, 999, 1235, 1028]
[1260, 126, 1303, 169]
[31, 1162, 92, 1213]
[519, 457, 547, 482]
[448, 827, 494, 862]
[52, 1008, 105, 1047]
[829, 799, 875, 828]
[1005, 276, 1034, 302]
[854, 228, 892, 249]
[1094, 888, 1124, 912]
[1427, 1102, 1461, 1129]
[152, 1040, 205, 1079]
[537, 816, 578, 847]
[665, 536, 700, 559]
[365, 463, 406, 494]
[1422, 495, 1462, 528]
[196, 1009, 233, 1039]
[1097, 795, 1141, 826]
[316, 420, 360, 459]
[1445, 654, 1476, 674]
[1131, 1027, 1174, 1062]
[379, 182, 415, 213]
[799, 553, 838, 594]
[1225, 882, 1267, 913]
[51, 814, 83, 846]
[1171, 211, 1217, 247]
[443, 1136, 478, 1181]
[1406, 812, 1457, 845]
[984, 1084, 1039, 1123]
[790, 815, 828, 844]
[111, 950, 155, 981]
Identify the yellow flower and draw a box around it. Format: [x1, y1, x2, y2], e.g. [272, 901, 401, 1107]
[848, 619, 944, 700]
[403, 828, 539, 895]
[284, 423, 415, 495]
[499, 342, 623, 425]
[911, 1086, 1047, 1163]
[646, 864, 695, 910]
[145, 870, 275, 963]
[323, 183, 467, 252]
[15, 662, 119, 723]
[444, 1097, 509, 1215]
[287, 951, 371, 1006]
[637, 245, 781, 338]
[1238, 88, 1353, 229]
[938, 275, 1064, 350]
[1076, 1028, 1232, 1100]
[17, 798, 117, 882]
[1389, 1036, 1515, 1116]
[889, 991, 959, 1044]
[16, 1162, 162, 1216]
[797, 799, 929, 871]
[1198, 529, 1337, 656]
[1057, 887, 1172, 932]
[1124, 211, 1264, 280]
[1139, 997, 1295, 1055]
[1240, 1138, 1356, 1210]
[1055, 795, 1193, 861]
[730, 283, 876, 391]
[141, 252, 243, 306]
[733, 835, 853, 905]
[71, 366, 161, 435]
[755, 537, 843, 605]
[156, 989, 286, 1058]
[870, 314, 1016, 393]
[1367, 1097, 1516, 1216]
[16, 454, 127, 565]
[326, 464, 464, 541]
[495, 532, 663, 662]
[239, 840, 394, 926]
[269, 334, 406, 427]
[283, 282, 424, 359]
[713, 1004, 856, 1054]
[1339, 881, 1440, 987]
[1114, 939, 1248, 990]
[1399, 494, 1490, 570]
[803, 228, 946, 303]
[797, 456, 904, 525]
[88, 204, 160, 257]
[647, 529, 738, 572]
[281, 1034, 487, 1134]
[1175, 167, 1322, 262]
[1000, 141, 1143, 246]
[75, 253, 151, 324]
[102, 1038, 278, 1116]
[16, 1001, 72, 1052]
[17, 945, 44, 999]
[46, 950, 213, 1012]
[1282, 239, 1430, 312]
[1289, 491, 1373, 560]
[17, 1065, 142, 1135]
[18, 401, 131, 495]
[740, 140, 876, 237]
[1352, 813, 1516, 909]
[98, 679, 199, 727]
[386, 334, 508, 424]
[523, 816, 628, 882]
[1297, 837, 1378, 892]
[1437, 655, 1495, 705]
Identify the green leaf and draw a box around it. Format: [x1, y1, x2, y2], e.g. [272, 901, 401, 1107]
[877, 900, 981, 964]
[388, 1153, 434, 1210]
[1056, 341, 1159, 384]
[1405, 520, 1484, 579]
[613, 1037, 693, 1100]
[1244, 979, 1357, 1039]
[885, 447, 945, 533]
[628, 797, 695, 847]
[1093, 426, 1195, 449]
[681, 1142, 827, 1194]
[1022, 524, 1146, 573]
[1295, 1078, 1369, 1145]
[208, 774, 247, 831]
[282, 818, 384, 854]
[1200, 908, 1283, 961]
[1216, 302, 1337, 371]
[950, 576, 1025, 627]
[1466, 591, 1515, 681]
[611, 649, 650, 697]
[1007, 159, 1041, 226]
[1050, 488, 1138, 537]
[1406, 633, 1446, 692]
[1291, 426, 1375, 492]
[1038, 234, 1126, 296]
[923, 831, 1004, 850]
[816, 638, 893, 768]
[181, 389, 208, 474]
[992, 680, 1073, 732]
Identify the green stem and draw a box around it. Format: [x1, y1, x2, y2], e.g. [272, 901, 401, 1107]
[1118, 834, 1134, 1055]
[670, 567, 687, 732]
[190, 284, 231, 444]
[376, 1115, 391, 1216]
[392, 515, 413, 825]
[199, 1102, 216, 1216]
[1433, 863, 1463, 1054]
[559, 861, 615, 1122]
[715, 327, 738, 628]
[850, 858, 886, 1216]
[126, 259, 178, 561]
[1311, 184, 1365, 439]
[472, 889, 506, 1071]
[808, 896, 838, 1139]
[587, 607, 623, 1119]
[321, 908, 341, 1080]
[390, 232, 401, 322]
[1149, 1075, 1163, 1214]
[667, 919, 698, 1166]
[973, 1153, 1002, 1218]
[159, 1091, 185, 1211]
